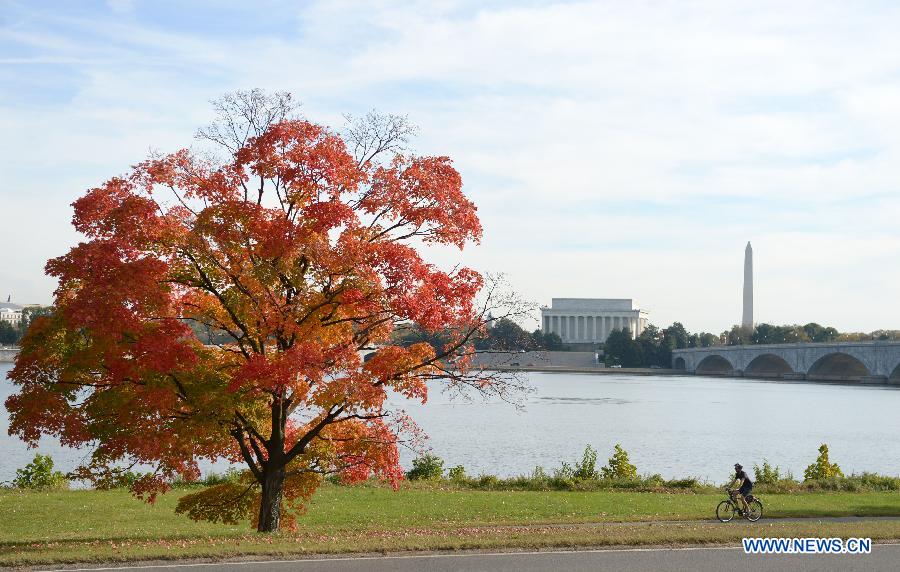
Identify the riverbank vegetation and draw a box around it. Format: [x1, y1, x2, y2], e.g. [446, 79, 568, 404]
[9, 443, 898, 496]
[397, 445, 900, 495]
[4, 444, 899, 566]
[2, 484, 900, 566]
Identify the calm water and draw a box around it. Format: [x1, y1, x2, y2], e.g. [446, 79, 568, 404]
[3, 363, 899, 484]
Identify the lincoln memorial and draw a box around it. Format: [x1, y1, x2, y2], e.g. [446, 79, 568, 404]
[541, 298, 649, 343]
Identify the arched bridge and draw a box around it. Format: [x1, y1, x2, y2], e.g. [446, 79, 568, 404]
[672, 341, 900, 384]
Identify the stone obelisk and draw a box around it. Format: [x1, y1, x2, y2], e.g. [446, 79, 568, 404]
[742, 242, 753, 329]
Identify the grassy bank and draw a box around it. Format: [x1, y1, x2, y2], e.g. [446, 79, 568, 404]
[2, 484, 899, 565]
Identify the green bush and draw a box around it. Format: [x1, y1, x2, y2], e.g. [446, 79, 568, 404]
[170, 468, 245, 488]
[600, 444, 638, 481]
[851, 472, 900, 491]
[200, 468, 244, 486]
[804, 444, 843, 481]
[799, 473, 900, 493]
[573, 445, 599, 480]
[94, 469, 151, 490]
[477, 474, 500, 488]
[406, 454, 445, 481]
[552, 461, 574, 480]
[549, 461, 576, 489]
[754, 459, 781, 485]
[529, 466, 550, 487]
[664, 477, 698, 489]
[447, 465, 467, 482]
[642, 473, 665, 488]
[13, 454, 68, 490]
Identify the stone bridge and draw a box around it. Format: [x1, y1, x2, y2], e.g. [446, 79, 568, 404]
[671, 341, 900, 384]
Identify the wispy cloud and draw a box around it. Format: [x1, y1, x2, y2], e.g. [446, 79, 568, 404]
[1, 0, 899, 332]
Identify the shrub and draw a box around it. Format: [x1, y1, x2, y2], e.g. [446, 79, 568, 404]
[573, 445, 599, 480]
[642, 473, 665, 488]
[549, 461, 576, 488]
[94, 469, 150, 490]
[663, 477, 698, 489]
[13, 454, 68, 490]
[552, 461, 575, 480]
[601, 444, 638, 481]
[852, 472, 900, 491]
[171, 468, 244, 488]
[447, 465, 467, 482]
[477, 474, 500, 488]
[754, 459, 781, 485]
[200, 468, 244, 486]
[406, 454, 444, 480]
[530, 466, 550, 485]
[804, 444, 843, 481]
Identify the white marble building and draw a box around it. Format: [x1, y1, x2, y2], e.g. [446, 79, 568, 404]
[541, 298, 648, 343]
[0, 303, 23, 326]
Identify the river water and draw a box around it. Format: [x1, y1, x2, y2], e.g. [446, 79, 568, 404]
[2, 364, 899, 484]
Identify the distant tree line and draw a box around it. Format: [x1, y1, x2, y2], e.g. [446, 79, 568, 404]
[722, 323, 899, 345]
[722, 323, 840, 345]
[603, 321, 900, 368]
[603, 322, 718, 368]
[392, 317, 564, 353]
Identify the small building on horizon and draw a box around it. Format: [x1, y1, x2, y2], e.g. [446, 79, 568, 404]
[541, 298, 649, 346]
[0, 302, 23, 326]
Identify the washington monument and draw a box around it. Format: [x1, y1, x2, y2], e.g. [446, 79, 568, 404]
[742, 241, 753, 329]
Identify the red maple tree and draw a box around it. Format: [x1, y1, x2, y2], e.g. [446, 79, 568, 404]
[6, 91, 523, 532]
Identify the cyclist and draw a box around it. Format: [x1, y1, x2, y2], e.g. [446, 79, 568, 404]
[730, 463, 753, 514]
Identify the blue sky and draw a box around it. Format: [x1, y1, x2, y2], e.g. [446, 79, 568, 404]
[2, 0, 899, 333]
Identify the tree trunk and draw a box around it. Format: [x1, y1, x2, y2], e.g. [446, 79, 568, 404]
[257, 466, 285, 532]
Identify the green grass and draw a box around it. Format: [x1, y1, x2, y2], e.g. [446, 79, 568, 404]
[1, 484, 899, 565]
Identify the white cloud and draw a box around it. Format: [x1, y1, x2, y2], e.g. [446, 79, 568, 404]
[1, 0, 899, 332]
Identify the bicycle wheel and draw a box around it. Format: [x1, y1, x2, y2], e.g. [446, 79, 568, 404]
[746, 499, 763, 522]
[716, 500, 736, 522]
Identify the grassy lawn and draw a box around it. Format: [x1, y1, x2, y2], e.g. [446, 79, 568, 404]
[1, 484, 899, 565]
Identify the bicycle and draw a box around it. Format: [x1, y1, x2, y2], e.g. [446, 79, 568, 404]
[716, 488, 763, 522]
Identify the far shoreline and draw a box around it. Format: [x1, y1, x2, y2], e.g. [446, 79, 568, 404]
[478, 366, 682, 375]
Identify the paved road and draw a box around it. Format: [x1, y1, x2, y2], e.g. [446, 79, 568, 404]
[44, 543, 900, 572]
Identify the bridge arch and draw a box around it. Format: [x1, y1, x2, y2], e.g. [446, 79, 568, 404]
[744, 354, 793, 377]
[807, 352, 871, 380]
[674, 357, 686, 370]
[891, 362, 900, 381]
[695, 354, 735, 375]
